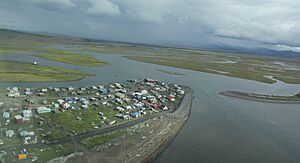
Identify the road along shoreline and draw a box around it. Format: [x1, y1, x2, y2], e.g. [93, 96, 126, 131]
[117, 87, 194, 162]
[139, 87, 194, 163]
[219, 90, 300, 104]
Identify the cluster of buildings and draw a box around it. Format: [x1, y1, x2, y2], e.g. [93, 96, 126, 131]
[0, 79, 185, 161]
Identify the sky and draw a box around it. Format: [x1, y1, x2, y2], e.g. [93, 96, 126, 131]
[1, 0, 300, 52]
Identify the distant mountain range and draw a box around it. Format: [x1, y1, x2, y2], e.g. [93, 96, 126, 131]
[213, 45, 300, 59]
[1, 28, 300, 59]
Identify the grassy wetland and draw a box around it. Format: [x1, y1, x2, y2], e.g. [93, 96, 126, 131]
[1, 28, 300, 84]
[0, 60, 93, 83]
[0, 29, 108, 83]
[76, 45, 300, 84]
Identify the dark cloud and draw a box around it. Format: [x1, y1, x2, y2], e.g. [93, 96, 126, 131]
[0, 0, 300, 51]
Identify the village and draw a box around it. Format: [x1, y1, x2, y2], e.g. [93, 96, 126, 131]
[0, 79, 185, 162]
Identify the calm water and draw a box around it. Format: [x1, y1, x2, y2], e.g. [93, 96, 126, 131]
[1, 52, 300, 163]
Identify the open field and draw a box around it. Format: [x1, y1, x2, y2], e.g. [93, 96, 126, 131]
[35, 49, 109, 67]
[0, 29, 109, 82]
[0, 29, 109, 67]
[81, 129, 126, 149]
[75, 45, 300, 84]
[0, 47, 109, 67]
[0, 28, 86, 47]
[41, 106, 122, 138]
[0, 61, 93, 83]
[27, 144, 75, 163]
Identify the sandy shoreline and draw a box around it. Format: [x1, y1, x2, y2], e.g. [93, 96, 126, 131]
[219, 90, 300, 104]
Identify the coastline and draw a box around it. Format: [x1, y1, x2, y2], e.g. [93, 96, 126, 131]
[127, 87, 194, 163]
[219, 90, 300, 104]
[142, 89, 193, 163]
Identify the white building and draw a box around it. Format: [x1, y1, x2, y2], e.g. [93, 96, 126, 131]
[3, 112, 10, 118]
[23, 110, 32, 118]
[6, 130, 14, 137]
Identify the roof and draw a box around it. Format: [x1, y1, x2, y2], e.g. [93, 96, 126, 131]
[6, 130, 14, 134]
[23, 110, 32, 116]
[18, 154, 27, 160]
[130, 112, 140, 116]
[3, 112, 10, 118]
[14, 115, 22, 119]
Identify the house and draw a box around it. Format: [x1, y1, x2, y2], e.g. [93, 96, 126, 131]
[109, 120, 116, 125]
[20, 131, 29, 137]
[101, 116, 107, 121]
[115, 113, 123, 118]
[23, 135, 37, 144]
[0, 102, 3, 107]
[115, 83, 123, 89]
[161, 105, 168, 110]
[20, 131, 34, 137]
[141, 90, 148, 95]
[177, 89, 185, 95]
[7, 91, 20, 97]
[62, 103, 70, 109]
[5, 130, 14, 137]
[123, 115, 131, 120]
[125, 105, 132, 110]
[20, 131, 36, 144]
[145, 82, 155, 87]
[124, 98, 131, 103]
[80, 87, 87, 91]
[18, 154, 27, 160]
[144, 78, 158, 83]
[134, 102, 143, 108]
[99, 88, 108, 94]
[120, 89, 127, 93]
[68, 87, 74, 91]
[130, 112, 141, 118]
[42, 100, 48, 105]
[12, 87, 19, 91]
[57, 99, 64, 104]
[115, 106, 125, 112]
[53, 103, 59, 109]
[41, 89, 48, 93]
[147, 96, 157, 103]
[167, 95, 175, 102]
[81, 105, 88, 109]
[37, 93, 45, 96]
[115, 92, 125, 99]
[115, 98, 123, 104]
[150, 103, 160, 109]
[53, 88, 60, 92]
[24, 91, 33, 95]
[3, 112, 10, 118]
[132, 92, 142, 97]
[37, 107, 51, 114]
[15, 115, 24, 124]
[25, 99, 34, 104]
[81, 100, 89, 105]
[119, 114, 131, 120]
[22, 110, 32, 118]
[98, 112, 104, 116]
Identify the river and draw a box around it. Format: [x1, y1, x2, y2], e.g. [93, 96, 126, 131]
[1, 52, 300, 163]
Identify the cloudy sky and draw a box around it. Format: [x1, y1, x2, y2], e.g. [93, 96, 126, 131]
[1, 0, 300, 51]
